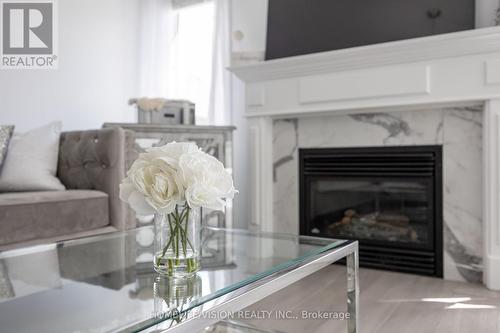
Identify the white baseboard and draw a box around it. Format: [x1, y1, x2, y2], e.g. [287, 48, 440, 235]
[484, 254, 500, 290]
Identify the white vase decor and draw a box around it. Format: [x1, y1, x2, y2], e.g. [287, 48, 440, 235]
[119, 142, 236, 277]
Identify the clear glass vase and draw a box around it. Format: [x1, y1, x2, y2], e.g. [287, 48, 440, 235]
[153, 204, 201, 277]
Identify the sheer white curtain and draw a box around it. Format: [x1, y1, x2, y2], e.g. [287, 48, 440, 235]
[139, 0, 230, 125]
[208, 0, 231, 125]
[164, 2, 215, 124]
[138, 0, 174, 96]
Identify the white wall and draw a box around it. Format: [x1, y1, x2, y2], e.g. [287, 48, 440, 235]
[0, 0, 140, 132]
[476, 0, 500, 27]
[231, 0, 268, 53]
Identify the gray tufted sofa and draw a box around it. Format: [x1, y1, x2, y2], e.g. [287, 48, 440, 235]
[0, 127, 137, 249]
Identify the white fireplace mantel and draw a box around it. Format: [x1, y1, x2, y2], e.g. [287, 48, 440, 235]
[230, 27, 500, 290]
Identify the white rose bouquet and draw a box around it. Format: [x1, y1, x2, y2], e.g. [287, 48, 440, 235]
[120, 141, 236, 276]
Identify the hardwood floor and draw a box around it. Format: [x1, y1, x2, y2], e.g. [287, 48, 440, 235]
[240, 265, 500, 333]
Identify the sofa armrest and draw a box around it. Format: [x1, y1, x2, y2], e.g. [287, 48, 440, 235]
[57, 128, 136, 230]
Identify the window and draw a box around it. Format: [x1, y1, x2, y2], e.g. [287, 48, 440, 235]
[166, 1, 215, 125]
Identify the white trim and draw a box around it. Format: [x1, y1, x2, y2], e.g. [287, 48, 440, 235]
[298, 65, 431, 105]
[483, 99, 500, 290]
[236, 52, 500, 118]
[230, 27, 500, 83]
[486, 59, 500, 85]
[248, 117, 274, 232]
[484, 255, 500, 290]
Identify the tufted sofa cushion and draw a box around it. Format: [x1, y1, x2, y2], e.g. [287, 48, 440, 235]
[57, 128, 135, 230]
[0, 190, 109, 246]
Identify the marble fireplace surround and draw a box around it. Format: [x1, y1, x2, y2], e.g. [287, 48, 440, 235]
[272, 106, 482, 283]
[231, 27, 500, 290]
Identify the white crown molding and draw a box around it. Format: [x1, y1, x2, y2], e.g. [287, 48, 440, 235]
[229, 27, 500, 83]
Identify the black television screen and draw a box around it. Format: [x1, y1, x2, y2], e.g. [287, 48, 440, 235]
[265, 0, 475, 60]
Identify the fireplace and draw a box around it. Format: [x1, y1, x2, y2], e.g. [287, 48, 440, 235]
[299, 146, 443, 277]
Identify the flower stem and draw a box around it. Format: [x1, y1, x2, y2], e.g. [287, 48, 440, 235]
[155, 205, 198, 275]
[175, 206, 180, 265]
[156, 214, 177, 266]
[183, 206, 192, 250]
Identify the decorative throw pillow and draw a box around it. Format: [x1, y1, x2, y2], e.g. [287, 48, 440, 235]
[0, 122, 65, 192]
[0, 125, 14, 172]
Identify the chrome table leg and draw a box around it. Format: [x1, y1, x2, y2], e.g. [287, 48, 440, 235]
[346, 246, 359, 333]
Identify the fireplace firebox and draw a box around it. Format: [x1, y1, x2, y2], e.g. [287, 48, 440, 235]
[299, 146, 443, 277]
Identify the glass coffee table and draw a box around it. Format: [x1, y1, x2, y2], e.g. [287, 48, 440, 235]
[0, 227, 358, 333]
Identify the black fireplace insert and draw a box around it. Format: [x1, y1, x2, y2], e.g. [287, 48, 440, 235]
[299, 146, 443, 277]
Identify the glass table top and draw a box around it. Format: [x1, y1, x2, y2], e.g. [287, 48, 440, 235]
[0, 227, 348, 333]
